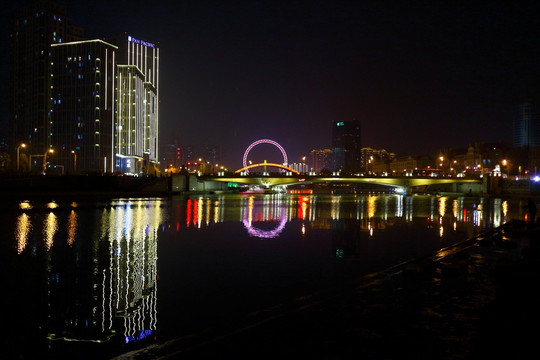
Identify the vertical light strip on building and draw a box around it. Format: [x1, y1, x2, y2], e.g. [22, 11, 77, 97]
[111, 50, 115, 172]
[128, 69, 131, 155]
[105, 48, 108, 111]
[156, 47, 159, 161]
[118, 71, 122, 158]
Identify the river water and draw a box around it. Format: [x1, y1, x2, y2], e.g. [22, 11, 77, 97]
[0, 193, 532, 358]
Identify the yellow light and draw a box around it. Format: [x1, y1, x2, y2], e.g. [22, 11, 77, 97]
[67, 210, 78, 246]
[47, 202, 59, 209]
[19, 201, 32, 210]
[16, 213, 31, 254]
[44, 212, 58, 250]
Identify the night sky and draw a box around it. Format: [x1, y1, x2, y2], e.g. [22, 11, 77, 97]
[2, 1, 540, 168]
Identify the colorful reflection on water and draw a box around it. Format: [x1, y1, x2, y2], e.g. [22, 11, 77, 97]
[6, 198, 164, 357]
[2, 194, 532, 358]
[175, 194, 519, 239]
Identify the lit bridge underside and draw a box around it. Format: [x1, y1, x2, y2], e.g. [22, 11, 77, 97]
[199, 174, 482, 190]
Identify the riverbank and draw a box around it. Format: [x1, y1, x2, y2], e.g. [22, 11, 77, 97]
[115, 219, 540, 359]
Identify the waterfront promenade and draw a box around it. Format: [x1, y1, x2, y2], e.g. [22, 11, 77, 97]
[116, 219, 540, 359]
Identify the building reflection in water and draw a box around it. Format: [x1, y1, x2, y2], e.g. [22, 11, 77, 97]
[8, 193, 527, 356]
[100, 199, 162, 344]
[13, 199, 164, 348]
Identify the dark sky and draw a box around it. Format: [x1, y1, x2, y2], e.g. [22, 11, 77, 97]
[3, 0, 540, 168]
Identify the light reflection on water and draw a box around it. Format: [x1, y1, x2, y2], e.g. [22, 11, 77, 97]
[173, 194, 516, 239]
[3, 194, 531, 358]
[7, 198, 164, 357]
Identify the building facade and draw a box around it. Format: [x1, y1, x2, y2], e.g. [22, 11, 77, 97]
[309, 148, 333, 173]
[332, 120, 361, 173]
[10, 2, 83, 157]
[50, 40, 117, 173]
[108, 34, 160, 173]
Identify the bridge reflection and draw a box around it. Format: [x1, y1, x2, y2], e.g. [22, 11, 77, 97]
[177, 193, 512, 239]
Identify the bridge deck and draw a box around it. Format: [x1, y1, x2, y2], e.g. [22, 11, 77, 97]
[200, 175, 482, 188]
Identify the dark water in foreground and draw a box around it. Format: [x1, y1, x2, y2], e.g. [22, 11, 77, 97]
[0, 193, 531, 359]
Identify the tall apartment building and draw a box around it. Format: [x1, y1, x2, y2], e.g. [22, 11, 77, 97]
[10, 2, 83, 156]
[50, 40, 117, 173]
[309, 149, 333, 173]
[331, 120, 361, 173]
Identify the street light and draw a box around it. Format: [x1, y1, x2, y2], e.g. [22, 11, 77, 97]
[71, 150, 77, 173]
[17, 143, 26, 171]
[43, 148, 54, 172]
[28, 148, 53, 173]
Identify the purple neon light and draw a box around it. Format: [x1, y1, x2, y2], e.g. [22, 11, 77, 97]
[243, 216, 287, 239]
[242, 139, 288, 174]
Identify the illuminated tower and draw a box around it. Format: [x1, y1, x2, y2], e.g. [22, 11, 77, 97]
[9, 2, 84, 156]
[108, 34, 160, 173]
[332, 120, 361, 173]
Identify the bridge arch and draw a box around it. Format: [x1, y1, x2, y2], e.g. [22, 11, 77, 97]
[234, 162, 300, 174]
[243, 139, 288, 174]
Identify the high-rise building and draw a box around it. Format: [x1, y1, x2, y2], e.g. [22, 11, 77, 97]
[309, 149, 333, 173]
[107, 34, 160, 173]
[513, 100, 540, 148]
[9, 2, 84, 156]
[360, 147, 395, 173]
[50, 40, 117, 173]
[331, 120, 361, 172]
[161, 142, 182, 171]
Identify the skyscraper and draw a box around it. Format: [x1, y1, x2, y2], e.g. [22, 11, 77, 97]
[332, 120, 361, 173]
[9, 2, 83, 156]
[108, 34, 160, 173]
[513, 100, 540, 148]
[50, 40, 117, 173]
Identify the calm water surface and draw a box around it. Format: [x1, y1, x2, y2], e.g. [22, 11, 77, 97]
[0, 193, 530, 358]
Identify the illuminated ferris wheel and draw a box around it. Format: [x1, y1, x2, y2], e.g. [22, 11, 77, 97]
[242, 139, 288, 174]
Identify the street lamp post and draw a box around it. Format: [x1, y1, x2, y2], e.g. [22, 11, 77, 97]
[43, 149, 54, 172]
[17, 143, 26, 171]
[71, 150, 77, 173]
[30, 149, 54, 173]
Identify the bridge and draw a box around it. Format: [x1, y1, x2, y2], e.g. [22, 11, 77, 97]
[189, 138, 482, 193]
[199, 173, 482, 193]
